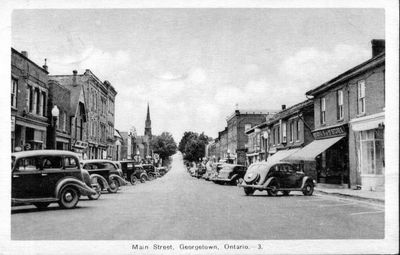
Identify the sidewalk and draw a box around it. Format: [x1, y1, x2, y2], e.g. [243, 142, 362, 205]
[315, 183, 385, 204]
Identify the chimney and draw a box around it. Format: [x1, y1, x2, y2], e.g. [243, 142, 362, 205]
[21, 51, 28, 58]
[72, 70, 77, 86]
[282, 104, 286, 110]
[371, 39, 385, 57]
[42, 58, 48, 71]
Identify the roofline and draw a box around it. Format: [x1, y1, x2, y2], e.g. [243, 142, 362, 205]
[306, 53, 385, 96]
[11, 48, 49, 74]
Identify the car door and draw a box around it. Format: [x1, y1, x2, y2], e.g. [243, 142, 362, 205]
[40, 155, 67, 197]
[12, 157, 42, 199]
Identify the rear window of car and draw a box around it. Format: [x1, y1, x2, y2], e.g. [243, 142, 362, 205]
[14, 157, 40, 171]
[42, 156, 63, 170]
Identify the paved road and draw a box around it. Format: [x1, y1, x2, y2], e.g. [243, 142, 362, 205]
[12, 153, 384, 240]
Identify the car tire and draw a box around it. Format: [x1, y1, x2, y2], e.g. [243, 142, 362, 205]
[244, 187, 255, 196]
[88, 178, 101, 200]
[140, 175, 147, 183]
[302, 182, 314, 196]
[58, 186, 79, 209]
[33, 202, 50, 210]
[130, 174, 138, 185]
[148, 173, 156, 181]
[267, 181, 279, 197]
[107, 179, 119, 193]
[282, 191, 290, 196]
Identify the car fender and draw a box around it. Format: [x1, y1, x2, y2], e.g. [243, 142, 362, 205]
[229, 174, 238, 181]
[262, 177, 277, 188]
[109, 174, 128, 186]
[55, 178, 97, 198]
[300, 176, 313, 189]
[90, 174, 110, 190]
[140, 172, 148, 179]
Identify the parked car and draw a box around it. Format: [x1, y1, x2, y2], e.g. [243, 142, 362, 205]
[210, 163, 225, 182]
[141, 164, 157, 180]
[119, 161, 148, 185]
[156, 166, 167, 176]
[81, 159, 127, 194]
[214, 164, 247, 185]
[238, 162, 315, 196]
[11, 150, 97, 209]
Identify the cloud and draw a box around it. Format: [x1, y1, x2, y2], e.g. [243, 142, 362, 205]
[279, 44, 370, 92]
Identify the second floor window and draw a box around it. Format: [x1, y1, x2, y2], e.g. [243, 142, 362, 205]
[290, 121, 294, 142]
[62, 111, 67, 132]
[320, 97, 326, 124]
[277, 126, 280, 144]
[358, 80, 366, 114]
[337, 90, 344, 120]
[281, 121, 287, 143]
[11, 78, 18, 108]
[296, 120, 301, 141]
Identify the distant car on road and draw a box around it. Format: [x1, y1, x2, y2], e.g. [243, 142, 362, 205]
[141, 164, 157, 180]
[81, 159, 127, 195]
[214, 164, 247, 185]
[238, 162, 315, 196]
[11, 150, 97, 209]
[119, 161, 149, 185]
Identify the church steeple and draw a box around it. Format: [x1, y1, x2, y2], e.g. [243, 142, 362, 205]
[145, 103, 152, 138]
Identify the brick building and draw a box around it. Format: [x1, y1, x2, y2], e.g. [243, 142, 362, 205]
[46, 78, 88, 158]
[290, 40, 385, 190]
[11, 48, 49, 152]
[224, 110, 275, 165]
[50, 69, 117, 159]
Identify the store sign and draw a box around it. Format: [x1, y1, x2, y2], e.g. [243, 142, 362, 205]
[313, 125, 346, 139]
[74, 141, 88, 149]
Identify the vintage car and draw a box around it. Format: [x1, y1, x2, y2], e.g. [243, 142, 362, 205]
[156, 166, 167, 176]
[11, 150, 97, 209]
[141, 164, 158, 180]
[81, 159, 127, 195]
[214, 164, 247, 185]
[119, 161, 149, 185]
[210, 163, 225, 182]
[238, 162, 315, 196]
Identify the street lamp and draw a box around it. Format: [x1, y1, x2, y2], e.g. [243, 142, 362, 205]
[51, 105, 59, 150]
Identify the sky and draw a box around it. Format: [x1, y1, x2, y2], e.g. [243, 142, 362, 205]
[11, 8, 385, 141]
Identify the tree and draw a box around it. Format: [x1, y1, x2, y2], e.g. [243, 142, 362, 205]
[151, 132, 177, 160]
[179, 131, 212, 162]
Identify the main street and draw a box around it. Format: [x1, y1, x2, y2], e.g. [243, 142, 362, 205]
[12, 153, 384, 240]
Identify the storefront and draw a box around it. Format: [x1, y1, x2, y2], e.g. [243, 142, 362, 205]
[285, 124, 349, 185]
[350, 112, 385, 191]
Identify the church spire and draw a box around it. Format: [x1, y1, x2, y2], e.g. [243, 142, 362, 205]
[145, 103, 152, 138]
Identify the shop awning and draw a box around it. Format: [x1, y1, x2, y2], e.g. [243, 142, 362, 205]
[284, 136, 345, 162]
[267, 148, 300, 163]
[350, 112, 385, 131]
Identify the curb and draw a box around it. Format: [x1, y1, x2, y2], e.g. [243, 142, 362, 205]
[315, 190, 385, 204]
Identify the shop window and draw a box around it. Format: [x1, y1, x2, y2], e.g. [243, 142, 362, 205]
[358, 80, 366, 115]
[337, 90, 343, 120]
[11, 78, 18, 108]
[320, 97, 326, 124]
[360, 129, 384, 175]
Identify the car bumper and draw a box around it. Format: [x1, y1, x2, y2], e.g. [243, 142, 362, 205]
[237, 183, 267, 190]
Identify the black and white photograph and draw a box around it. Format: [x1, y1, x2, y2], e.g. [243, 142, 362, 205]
[0, 0, 398, 254]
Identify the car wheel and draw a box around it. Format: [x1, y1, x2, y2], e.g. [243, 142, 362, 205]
[33, 202, 50, 210]
[140, 175, 148, 183]
[130, 174, 138, 185]
[148, 173, 156, 181]
[282, 190, 290, 196]
[267, 181, 279, 197]
[58, 186, 79, 209]
[302, 182, 314, 196]
[244, 187, 255, 196]
[108, 179, 119, 193]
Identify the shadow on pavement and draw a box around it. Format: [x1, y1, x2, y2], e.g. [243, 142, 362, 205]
[11, 205, 92, 214]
